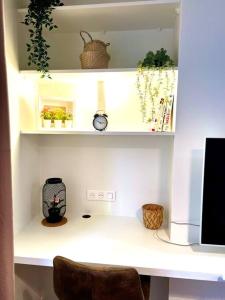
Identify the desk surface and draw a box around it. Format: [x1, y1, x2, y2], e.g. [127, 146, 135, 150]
[14, 215, 225, 282]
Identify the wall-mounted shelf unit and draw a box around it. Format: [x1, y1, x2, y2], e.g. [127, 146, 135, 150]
[15, 0, 180, 242]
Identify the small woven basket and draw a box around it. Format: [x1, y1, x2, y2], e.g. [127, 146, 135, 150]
[80, 31, 110, 69]
[83, 39, 109, 52]
[80, 51, 110, 69]
[142, 204, 164, 230]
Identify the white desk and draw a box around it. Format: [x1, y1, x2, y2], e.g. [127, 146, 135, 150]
[14, 215, 225, 282]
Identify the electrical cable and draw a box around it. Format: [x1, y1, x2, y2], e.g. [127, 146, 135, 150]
[171, 221, 200, 227]
[154, 221, 200, 247]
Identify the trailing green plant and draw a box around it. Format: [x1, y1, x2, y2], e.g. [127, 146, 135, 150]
[136, 48, 176, 131]
[138, 48, 175, 68]
[22, 0, 64, 78]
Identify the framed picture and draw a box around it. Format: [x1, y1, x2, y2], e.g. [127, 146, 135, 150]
[39, 97, 74, 129]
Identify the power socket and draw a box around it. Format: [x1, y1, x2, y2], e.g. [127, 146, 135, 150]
[87, 190, 116, 202]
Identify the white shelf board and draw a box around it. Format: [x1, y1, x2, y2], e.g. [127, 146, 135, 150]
[20, 67, 178, 74]
[20, 129, 175, 136]
[19, 68, 178, 79]
[18, 1, 179, 33]
[14, 215, 225, 281]
[20, 68, 137, 76]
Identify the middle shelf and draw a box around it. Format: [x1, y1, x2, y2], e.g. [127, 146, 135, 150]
[20, 130, 175, 136]
[19, 68, 178, 134]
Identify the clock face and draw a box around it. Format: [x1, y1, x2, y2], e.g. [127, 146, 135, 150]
[93, 115, 108, 131]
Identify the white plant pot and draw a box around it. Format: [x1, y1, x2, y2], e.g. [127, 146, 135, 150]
[64, 120, 73, 128]
[43, 119, 51, 128]
[54, 120, 63, 129]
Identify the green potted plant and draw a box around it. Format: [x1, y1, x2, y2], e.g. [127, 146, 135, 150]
[40, 108, 53, 128]
[22, 0, 64, 78]
[52, 108, 65, 128]
[137, 48, 176, 132]
[63, 112, 73, 129]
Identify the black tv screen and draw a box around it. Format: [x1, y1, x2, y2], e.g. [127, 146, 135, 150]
[201, 138, 225, 245]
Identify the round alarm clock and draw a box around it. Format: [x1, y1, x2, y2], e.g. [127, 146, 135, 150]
[93, 112, 108, 131]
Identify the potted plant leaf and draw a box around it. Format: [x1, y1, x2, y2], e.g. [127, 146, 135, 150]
[137, 48, 176, 132]
[22, 0, 64, 78]
[52, 108, 65, 128]
[41, 108, 53, 128]
[63, 112, 73, 128]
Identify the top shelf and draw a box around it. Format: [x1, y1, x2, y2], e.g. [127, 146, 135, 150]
[18, 0, 179, 7]
[18, 1, 179, 33]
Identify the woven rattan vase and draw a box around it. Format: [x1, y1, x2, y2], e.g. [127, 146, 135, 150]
[79, 31, 110, 69]
[142, 204, 163, 230]
[80, 50, 110, 69]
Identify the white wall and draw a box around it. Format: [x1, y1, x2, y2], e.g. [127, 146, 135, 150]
[170, 0, 225, 244]
[169, 0, 225, 298]
[39, 135, 173, 220]
[169, 278, 225, 300]
[3, 0, 19, 231]
[15, 263, 168, 300]
[15, 264, 56, 300]
[3, 0, 41, 235]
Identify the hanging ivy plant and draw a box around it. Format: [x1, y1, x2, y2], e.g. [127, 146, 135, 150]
[136, 48, 176, 131]
[22, 0, 64, 78]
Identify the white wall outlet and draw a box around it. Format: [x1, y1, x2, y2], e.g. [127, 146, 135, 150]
[87, 190, 97, 200]
[87, 190, 116, 202]
[97, 191, 104, 200]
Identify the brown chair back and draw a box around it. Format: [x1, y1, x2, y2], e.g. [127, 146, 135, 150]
[53, 256, 150, 300]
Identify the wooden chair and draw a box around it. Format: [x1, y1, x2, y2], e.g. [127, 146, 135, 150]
[53, 256, 150, 300]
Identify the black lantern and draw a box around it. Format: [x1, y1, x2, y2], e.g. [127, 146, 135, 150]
[42, 178, 66, 223]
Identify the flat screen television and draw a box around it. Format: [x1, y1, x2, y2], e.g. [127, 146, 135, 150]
[201, 138, 225, 246]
